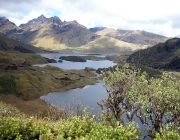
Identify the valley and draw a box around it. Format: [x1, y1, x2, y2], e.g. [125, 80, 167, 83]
[0, 14, 180, 139]
[0, 19, 178, 115]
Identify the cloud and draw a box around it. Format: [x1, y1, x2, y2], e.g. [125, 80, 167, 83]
[0, 0, 180, 37]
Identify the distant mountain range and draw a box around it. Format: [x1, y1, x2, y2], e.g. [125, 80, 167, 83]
[0, 15, 169, 53]
[89, 27, 168, 46]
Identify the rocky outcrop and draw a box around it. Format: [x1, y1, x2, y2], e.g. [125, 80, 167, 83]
[4, 64, 18, 70]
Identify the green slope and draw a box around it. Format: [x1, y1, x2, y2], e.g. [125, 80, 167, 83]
[127, 38, 180, 71]
[0, 33, 44, 53]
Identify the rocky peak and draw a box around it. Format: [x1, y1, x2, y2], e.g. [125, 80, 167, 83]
[0, 16, 7, 21]
[37, 14, 46, 19]
[30, 14, 47, 23]
[50, 16, 62, 24]
[0, 16, 16, 27]
[19, 14, 48, 30]
[67, 20, 86, 28]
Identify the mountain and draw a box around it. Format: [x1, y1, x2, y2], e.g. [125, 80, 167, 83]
[90, 27, 169, 46]
[0, 17, 23, 36]
[0, 15, 168, 53]
[127, 38, 180, 71]
[0, 15, 101, 51]
[19, 14, 50, 31]
[0, 33, 43, 53]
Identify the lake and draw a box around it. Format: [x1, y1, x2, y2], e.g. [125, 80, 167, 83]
[35, 53, 116, 70]
[37, 53, 116, 113]
[38, 53, 149, 139]
[40, 81, 107, 114]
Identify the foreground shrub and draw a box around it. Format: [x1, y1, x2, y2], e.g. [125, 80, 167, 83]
[0, 102, 25, 118]
[0, 114, 141, 140]
[100, 64, 180, 138]
[155, 128, 180, 140]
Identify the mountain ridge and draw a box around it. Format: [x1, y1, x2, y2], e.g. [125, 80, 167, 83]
[90, 27, 169, 46]
[0, 15, 169, 53]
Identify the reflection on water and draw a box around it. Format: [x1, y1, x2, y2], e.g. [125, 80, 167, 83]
[40, 81, 107, 114]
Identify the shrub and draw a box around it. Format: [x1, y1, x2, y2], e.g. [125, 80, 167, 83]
[100, 64, 180, 138]
[0, 73, 21, 96]
[0, 114, 141, 140]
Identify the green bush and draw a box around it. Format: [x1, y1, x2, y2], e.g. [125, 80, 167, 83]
[0, 113, 141, 140]
[0, 73, 21, 96]
[155, 128, 180, 140]
[0, 102, 180, 139]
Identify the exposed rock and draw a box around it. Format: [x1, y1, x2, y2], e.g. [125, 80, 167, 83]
[84, 67, 95, 72]
[44, 58, 57, 63]
[22, 61, 31, 67]
[58, 59, 63, 63]
[4, 64, 18, 70]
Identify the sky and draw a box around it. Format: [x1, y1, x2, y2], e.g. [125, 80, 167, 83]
[0, 0, 180, 37]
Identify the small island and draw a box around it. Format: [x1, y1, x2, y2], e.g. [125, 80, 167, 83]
[59, 56, 86, 62]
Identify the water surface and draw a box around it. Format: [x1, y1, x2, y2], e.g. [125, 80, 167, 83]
[35, 53, 116, 70]
[40, 81, 107, 114]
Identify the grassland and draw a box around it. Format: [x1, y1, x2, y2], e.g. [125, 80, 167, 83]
[0, 51, 97, 115]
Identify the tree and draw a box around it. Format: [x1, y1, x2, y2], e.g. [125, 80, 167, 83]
[99, 64, 180, 138]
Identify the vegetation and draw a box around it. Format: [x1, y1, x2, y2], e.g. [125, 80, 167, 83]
[0, 73, 20, 96]
[59, 56, 86, 62]
[0, 33, 43, 53]
[99, 64, 180, 139]
[0, 50, 48, 66]
[0, 52, 180, 139]
[127, 38, 180, 71]
[0, 102, 141, 140]
[0, 66, 96, 115]
[0, 51, 97, 115]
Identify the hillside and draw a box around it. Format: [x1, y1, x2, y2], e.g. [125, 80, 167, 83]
[127, 38, 180, 71]
[0, 15, 167, 53]
[0, 33, 43, 53]
[79, 35, 148, 53]
[90, 27, 169, 46]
